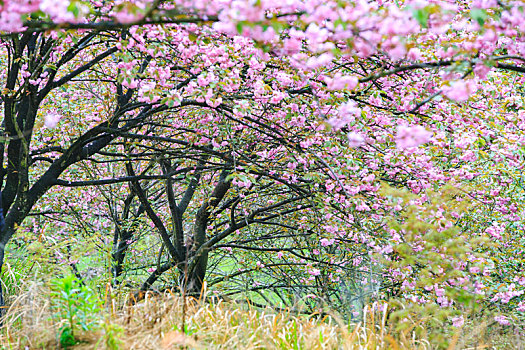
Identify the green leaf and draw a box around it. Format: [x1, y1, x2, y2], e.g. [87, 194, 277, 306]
[470, 8, 487, 26]
[68, 2, 80, 17]
[188, 33, 198, 42]
[236, 22, 244, 34]
[413, 8, 430, 28]
[59, 326, 76, 347]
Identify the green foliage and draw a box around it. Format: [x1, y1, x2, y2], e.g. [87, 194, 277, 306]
[98, 322, 124, 350]
[470, 8, 488, 26]
[280, 318, 300, 350]
[379, 183, 491, 347]
[173, 323, 199, 336]
[412, 7, 430, 28]
[58, 326, 76, 348]
[49, 274, 102, 347]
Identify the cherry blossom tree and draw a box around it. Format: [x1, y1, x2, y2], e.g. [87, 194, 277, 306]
[1, 0, 525, 330]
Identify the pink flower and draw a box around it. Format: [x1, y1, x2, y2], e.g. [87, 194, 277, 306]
[469, 266, 480, 274]
[325, 73, 359, 91]
[114, 5, 145, 24]
[339, 101, 361, 118]
[207, 97, 222, 108]
[443, 80, 478, 102]
[363, 174, 375, 182]
[329, 101, 361, 130]
[452, 315, 464, 327]
[305, 52, 334, 69]
[385, 37, 407, 60]
[474, 63, 491, 79]
[395, 125, 432, 149]
[486, 224, 503, 240]
[270, 91, 287, 104]
[518, 302, 525, 312]
[40, 0, 75, 22]
[494, 315, 510, 326]
[309, 268, 321, 276]
[0, 12, 23, 32]
[407, 47, 422, 61]
[122, 79, 138, 89]
[44, 113, 61, 128]
[320, 238, 334, 247]
[283, 38, 301, 54]
[460, 150, 478, 162]
[197, 74, 209, 87]
[347, 132, 365, 147]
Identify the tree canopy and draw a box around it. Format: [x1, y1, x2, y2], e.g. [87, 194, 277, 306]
[0, 0, 525, 331]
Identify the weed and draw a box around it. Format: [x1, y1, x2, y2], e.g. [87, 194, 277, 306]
[49, 274, 102, 347]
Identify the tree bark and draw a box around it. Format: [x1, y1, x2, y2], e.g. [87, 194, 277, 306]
[112, 228, 133, 283]
[0, 194, 7, 317]
[186, 170, 231, 294]
[0, 244, 5, 318]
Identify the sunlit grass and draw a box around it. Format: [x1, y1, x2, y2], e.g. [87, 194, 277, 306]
[0, 280, 424, 349]
[0, 276, 516, 349]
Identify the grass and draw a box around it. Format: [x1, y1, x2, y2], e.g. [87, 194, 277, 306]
[0, 280, 428, 349]
[0, 277, 520, 349]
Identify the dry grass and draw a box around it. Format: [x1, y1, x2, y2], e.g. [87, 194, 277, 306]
[0, 280, 430, 350]
[0, 280, 507, 349]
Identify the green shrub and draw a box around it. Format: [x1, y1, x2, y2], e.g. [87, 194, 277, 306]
[49, 274, 102, 347]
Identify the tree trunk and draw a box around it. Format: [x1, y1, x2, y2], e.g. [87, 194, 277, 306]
[0, 244, 5, 318]
[0, 197, 6, 317]
[185, 170, 231, 295]
[185, 250, 208, 295]
[112, 229, 133, 284]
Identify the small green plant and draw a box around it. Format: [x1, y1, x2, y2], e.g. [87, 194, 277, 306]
[173, 322, 198, 336]
[49, 274, 102, 347]
[94, 321, 124, 350]
[58, 325, 76, 348]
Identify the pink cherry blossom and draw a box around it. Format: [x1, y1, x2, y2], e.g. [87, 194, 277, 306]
[451, 315, 464, 327]
[40, 0, 75, 22]
[347, 132, 365, 147]
[320, 238, 335, 246]
[309, 268, 321, 276]
[325, 74, 359, 91]
[407, 47, 422, 61]
[44, 113, 61, 128]
[1, 0, 525, 333]
[395, 125, 432, 149]
[494, 315, 510, 326]
[443, 80, 478, 102]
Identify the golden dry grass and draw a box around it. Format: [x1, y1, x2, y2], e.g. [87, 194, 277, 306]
[0, 280, 507, 350]
[0, 280, 431, 350]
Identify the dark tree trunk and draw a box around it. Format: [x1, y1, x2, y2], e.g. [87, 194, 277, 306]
[185, 250, 209, 295]
[112, 228, 133, 283]
[0, 244, 5, 317]
[186, 170, 231, 294]
[0, 194, 6, 316]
